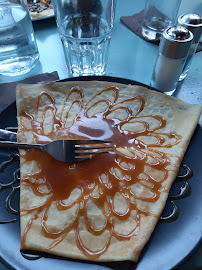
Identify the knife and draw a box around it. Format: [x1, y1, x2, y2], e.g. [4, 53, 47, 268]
[0, 129, 17, 142]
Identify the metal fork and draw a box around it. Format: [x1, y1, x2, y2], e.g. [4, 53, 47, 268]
[0, 139, 112, 163]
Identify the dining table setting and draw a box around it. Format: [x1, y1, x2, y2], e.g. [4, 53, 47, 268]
[0, 0, 202, 269]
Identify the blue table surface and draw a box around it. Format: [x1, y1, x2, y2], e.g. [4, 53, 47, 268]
[0, 0, 201, 269]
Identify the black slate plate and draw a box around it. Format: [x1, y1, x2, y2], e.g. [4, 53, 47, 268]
[0, 76, 201, 270]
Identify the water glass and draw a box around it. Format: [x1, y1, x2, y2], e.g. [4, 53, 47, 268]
[0, 0, 39, 76]
[142, 0, 182, 41]
[52, 0, 116, 76]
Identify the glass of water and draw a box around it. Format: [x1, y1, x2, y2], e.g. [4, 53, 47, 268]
[0, 0, 39, 76]
[53, 0, 116, 76]
[142, 0, 182, 41]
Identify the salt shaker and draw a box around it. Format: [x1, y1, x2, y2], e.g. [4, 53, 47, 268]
[178, 13, 202, 81]
[150, 26, 193, 95]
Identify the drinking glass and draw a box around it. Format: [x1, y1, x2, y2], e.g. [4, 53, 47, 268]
[52, 0, 116, 76]
[142, 0, 182, 41]
[0, 0, 39, 76]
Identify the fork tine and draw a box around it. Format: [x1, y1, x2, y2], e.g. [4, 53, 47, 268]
[75, 151, 110, 157]
[74, 157, 89, 162]
[75, 139, 112, 145]
[75, 145, 113, 151]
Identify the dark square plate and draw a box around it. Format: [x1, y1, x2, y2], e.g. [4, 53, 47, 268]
[0, 76, 201, 270]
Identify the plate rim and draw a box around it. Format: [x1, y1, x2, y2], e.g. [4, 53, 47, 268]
[31, 12, 54, 21]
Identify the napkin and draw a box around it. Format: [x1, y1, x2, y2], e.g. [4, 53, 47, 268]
[0, 71, 59, 113]
[120, 10, 202, 53]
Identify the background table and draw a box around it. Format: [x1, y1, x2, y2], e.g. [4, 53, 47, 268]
[0, 0, 201, 269]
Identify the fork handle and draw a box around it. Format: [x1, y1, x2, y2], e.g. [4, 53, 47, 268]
[0, 129, 17, 142]
[0, 141, 42, 150]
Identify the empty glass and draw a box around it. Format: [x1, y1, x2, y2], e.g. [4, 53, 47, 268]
[0, 0, 39, 76]
[52, 0, 116, 76]
[142, 0, 182, 41]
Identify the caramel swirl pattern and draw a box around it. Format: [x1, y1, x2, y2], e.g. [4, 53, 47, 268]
[18, 86, 181, 258]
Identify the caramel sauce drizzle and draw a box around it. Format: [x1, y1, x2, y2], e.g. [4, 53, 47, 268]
[19, 86, 181, 258]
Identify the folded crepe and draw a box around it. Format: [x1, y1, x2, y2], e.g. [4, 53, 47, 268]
[16, 81, 201, 262]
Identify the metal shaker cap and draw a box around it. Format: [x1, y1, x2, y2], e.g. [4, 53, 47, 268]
[178, 13, 202, 43]
[159, 26, 193, 59]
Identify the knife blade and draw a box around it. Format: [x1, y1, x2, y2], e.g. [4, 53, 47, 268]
[0, 129, 17, 142]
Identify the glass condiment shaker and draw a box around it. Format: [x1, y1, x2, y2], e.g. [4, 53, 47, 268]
[178, 13, 202, 81]
[150, 26, 193, 95]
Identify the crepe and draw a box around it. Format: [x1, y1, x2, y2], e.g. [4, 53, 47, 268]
[16, 81, 201, 262]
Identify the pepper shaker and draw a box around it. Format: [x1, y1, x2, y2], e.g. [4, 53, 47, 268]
[178, 13, 202, 81]
[150, 26, 193, 95]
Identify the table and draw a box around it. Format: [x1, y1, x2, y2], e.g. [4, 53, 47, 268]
[0, 0, 201, 269]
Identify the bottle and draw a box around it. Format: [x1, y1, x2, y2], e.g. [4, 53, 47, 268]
[178, 13, 202, 81]
[150, 26, 193, 95]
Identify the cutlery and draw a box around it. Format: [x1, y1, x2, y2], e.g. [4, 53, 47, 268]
[0, 139, 112, 163]
[0, 129, 17, 142]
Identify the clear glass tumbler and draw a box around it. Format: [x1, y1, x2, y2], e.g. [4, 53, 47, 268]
[0, 0, 39, 76]
[52, 0, 116, 76]
[142, 0, 182, 41]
